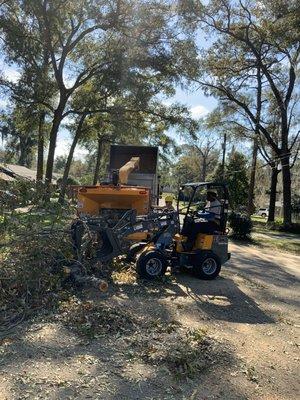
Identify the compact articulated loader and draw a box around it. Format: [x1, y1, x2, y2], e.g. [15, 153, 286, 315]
[72, 145, 230, 280]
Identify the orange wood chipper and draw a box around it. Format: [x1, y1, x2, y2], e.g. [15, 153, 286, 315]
[76, 145, 159, 221]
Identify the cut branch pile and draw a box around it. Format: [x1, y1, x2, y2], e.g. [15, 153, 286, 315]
[0, 224, 74, 332]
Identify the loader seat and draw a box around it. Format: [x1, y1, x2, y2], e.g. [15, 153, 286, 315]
[181, 216, 194, 236]
[181, 216, 220, 251]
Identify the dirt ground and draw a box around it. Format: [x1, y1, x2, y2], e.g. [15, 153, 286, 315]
[1, 242, 299, 400]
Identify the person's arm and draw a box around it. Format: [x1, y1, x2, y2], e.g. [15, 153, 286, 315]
[196, 201, 215, 220]
[209, 200, 221, 219]
[204, 201, 210, 211]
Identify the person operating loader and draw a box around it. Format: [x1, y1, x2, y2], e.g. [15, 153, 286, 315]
[182, 190, 222, 250]
[204, 190, 221, 225]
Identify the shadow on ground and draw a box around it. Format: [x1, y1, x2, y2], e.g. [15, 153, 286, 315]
[1, 275, 252, 400]
[177, 275, 274, 324]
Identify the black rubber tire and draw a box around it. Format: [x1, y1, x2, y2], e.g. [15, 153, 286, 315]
[126, 242, 147, 262]
[192, 253, 221, 280]
[136, 251, 167, 280]
[261, 213, 267, 218]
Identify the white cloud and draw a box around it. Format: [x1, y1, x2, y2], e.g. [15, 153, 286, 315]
[54, 138, 89, 160]
[190, 105, 209, 118]
[0, 98, 8, 109]
[62, 114, 75, 126]
[1, 131, 87, 162]
[63, 73, 76, 90]
[1, 136, 88, 162]
[161, 99, 173, 106]
[3, 67, 21, 83]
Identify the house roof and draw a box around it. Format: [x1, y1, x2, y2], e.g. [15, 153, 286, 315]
[0, 163, 36, 181]
[0, 163, 60, 182]
[0, 171, 16, 182]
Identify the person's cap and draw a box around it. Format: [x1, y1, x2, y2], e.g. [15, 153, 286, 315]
[165, 195, 174, 202]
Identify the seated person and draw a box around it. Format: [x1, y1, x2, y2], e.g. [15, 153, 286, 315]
[201, 190, 221, 225]
[182, 190, 221, 250]
[164, 195, 175, 211]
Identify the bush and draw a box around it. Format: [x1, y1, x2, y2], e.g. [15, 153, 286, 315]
[228, 212, 253, 239]
[252, 218, 300, 234]
[11, 180, 36, 206]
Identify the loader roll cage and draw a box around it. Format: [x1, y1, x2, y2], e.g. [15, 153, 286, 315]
[177, 182, 229, 234]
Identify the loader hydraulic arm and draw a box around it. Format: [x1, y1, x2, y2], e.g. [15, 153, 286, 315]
[72, 210, 179, 263]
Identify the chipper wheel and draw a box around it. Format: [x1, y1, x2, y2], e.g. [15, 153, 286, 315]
[136, 250, 167, 280]
[192, 252, 221, 280]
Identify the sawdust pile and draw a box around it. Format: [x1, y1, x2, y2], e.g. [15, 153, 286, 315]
[56, 296, 137, 338]
[129, 320, 222, 378]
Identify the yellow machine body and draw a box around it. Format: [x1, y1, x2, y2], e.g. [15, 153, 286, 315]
[174, 233, 213, 253]
[77, 184, 151, 217]
[194, 234, 214, 250]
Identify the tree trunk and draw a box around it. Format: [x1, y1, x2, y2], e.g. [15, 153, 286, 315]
[18, 137, 28, 166]
[247, 66, 261, 215]
[281, 153, 292, 227]
[36, 111, 45, 182]
[247, 137, 258, 215]
[279, 109, 292, 227]
[58, 114, 86, 204]
[44, 100, 66, 198]
[221, 132, 227, 180]
[267, 166, 279, 223]
[201, 157, 207, 182]
[93, 137, 103, 185]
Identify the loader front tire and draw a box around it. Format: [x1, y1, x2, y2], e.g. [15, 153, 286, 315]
[136, 251, 167, 280]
